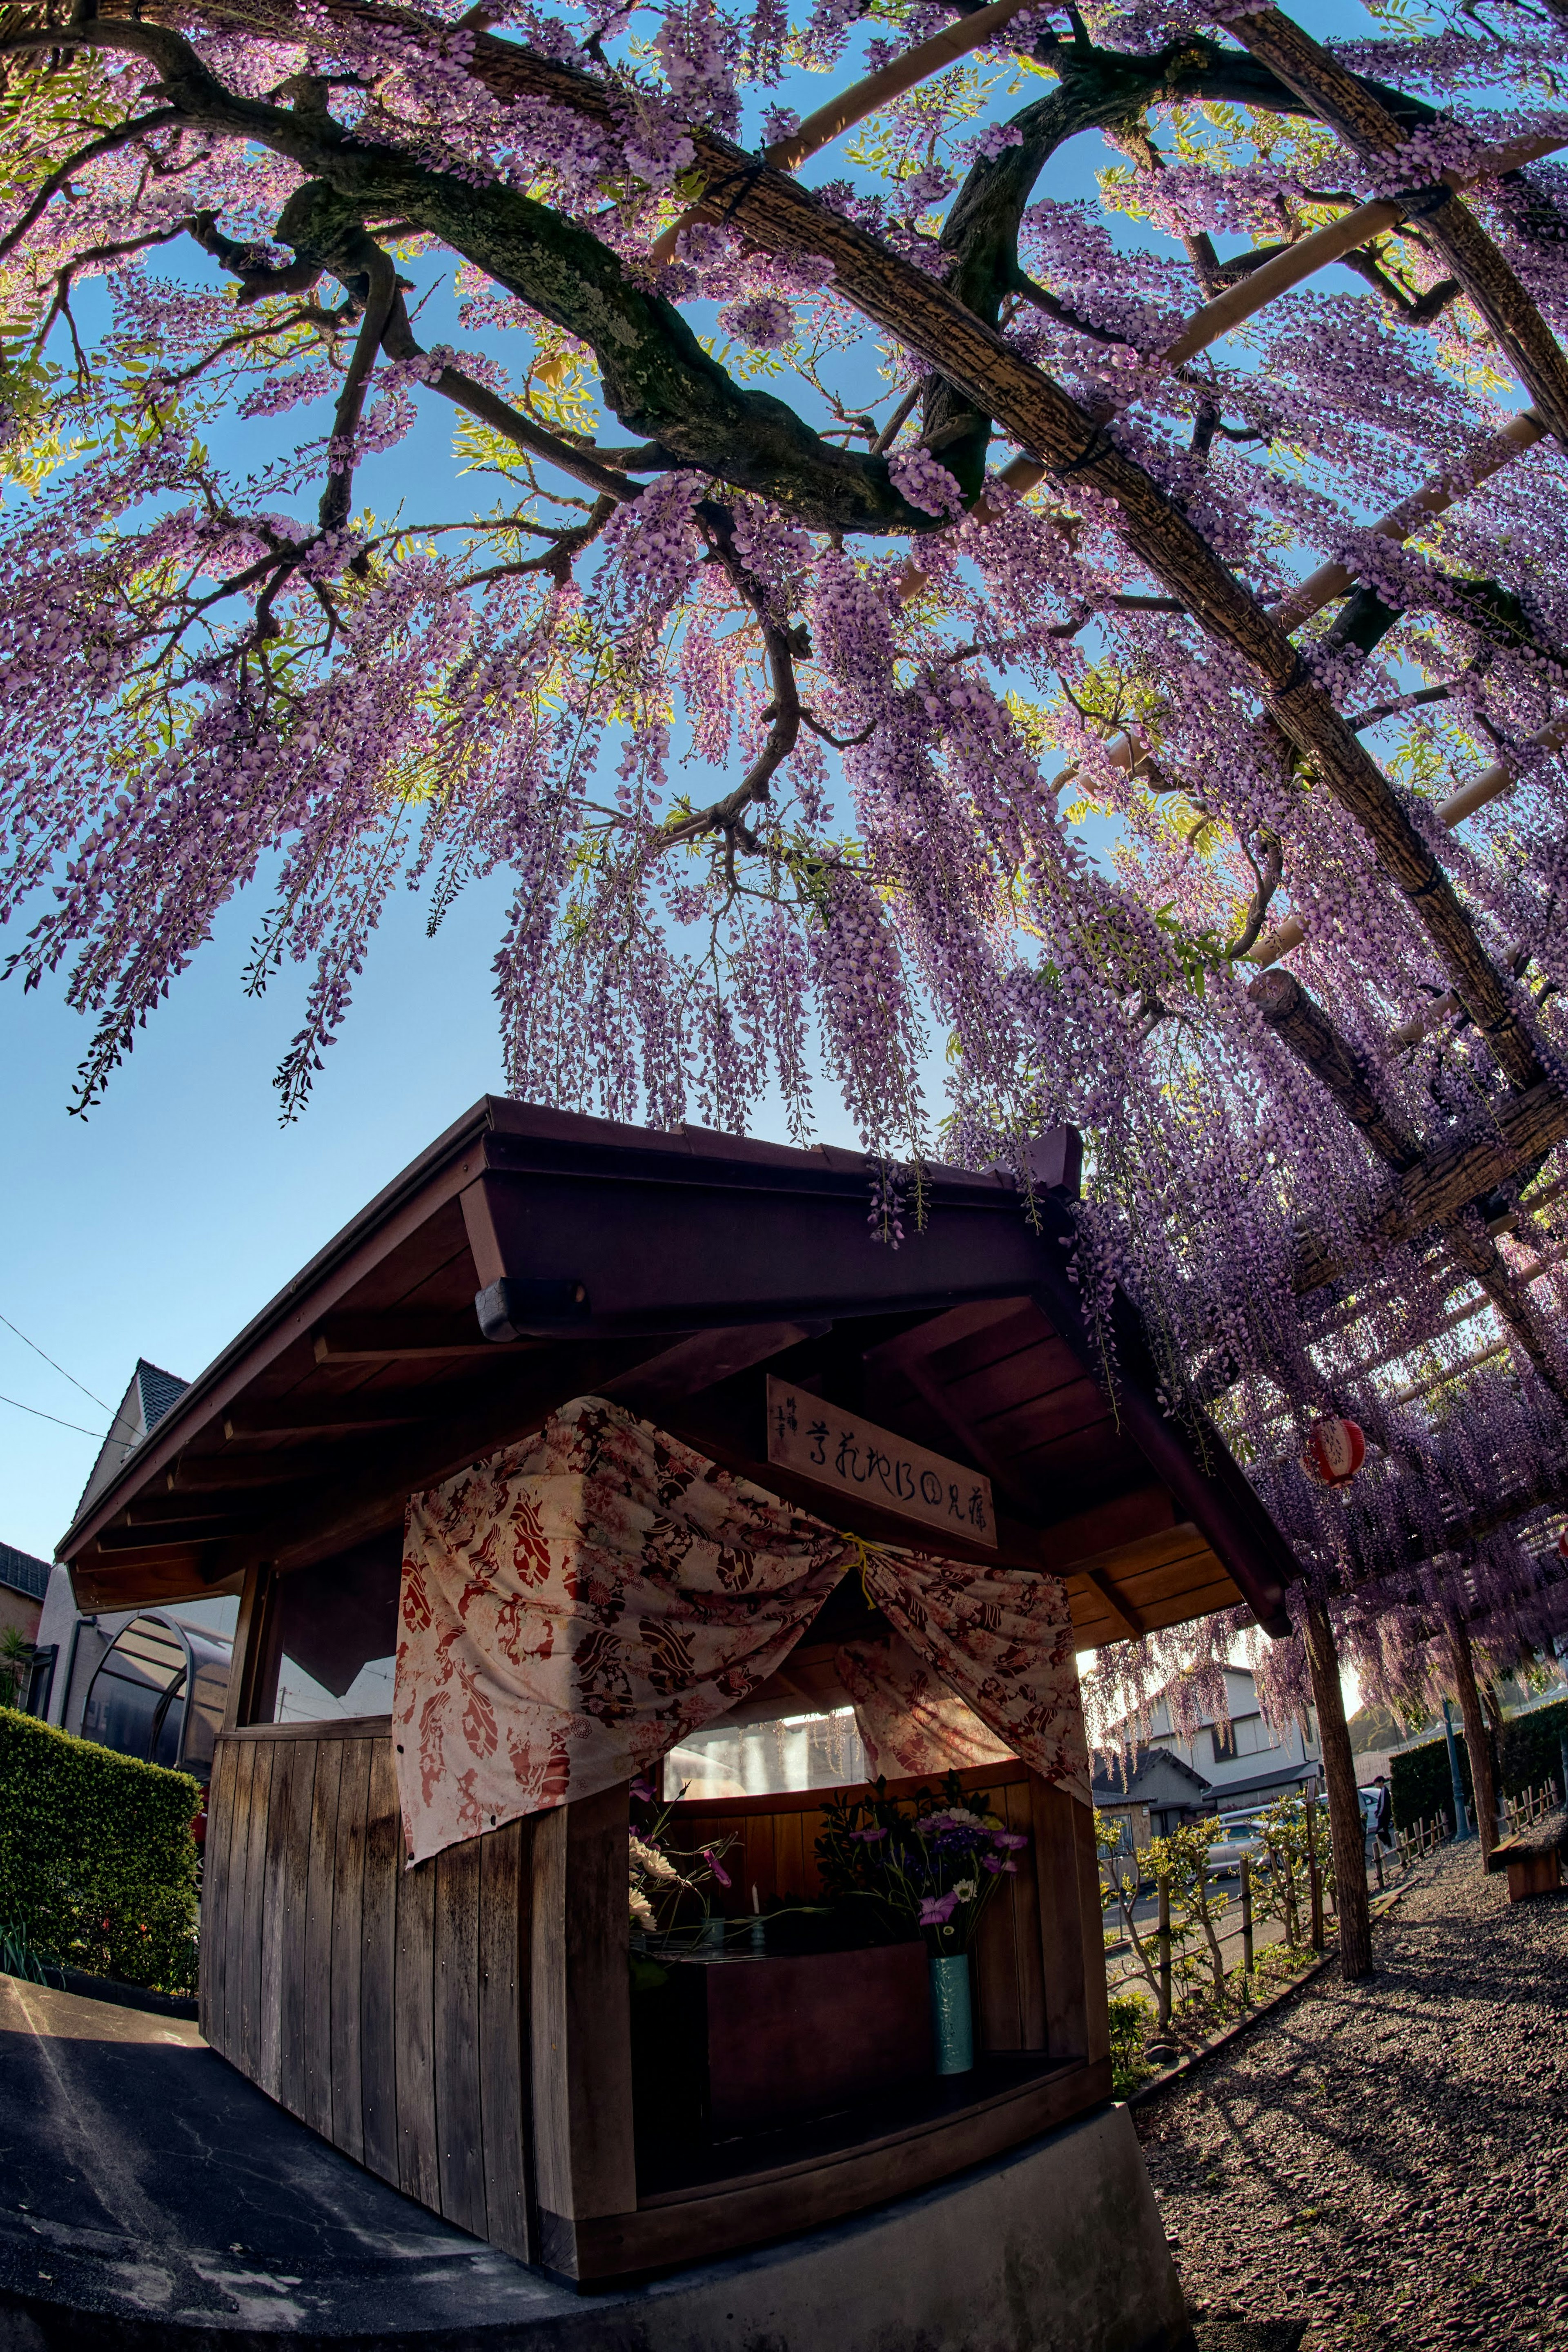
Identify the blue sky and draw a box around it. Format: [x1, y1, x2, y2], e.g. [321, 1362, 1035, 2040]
[0, 0, 1412, 1560]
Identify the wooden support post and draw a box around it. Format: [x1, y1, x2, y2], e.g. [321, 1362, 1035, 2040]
[1031, 1781, 1110, 2067]
[1305, 1788, 1325, 1953]
[1240, 1857, 1254, 1988]
[1446, 1611, 1500, 1867]
[1157, 1878, 1172, 2030]
[529, 1782, 637, 2281]
[1301, 1595, 1372, 1980]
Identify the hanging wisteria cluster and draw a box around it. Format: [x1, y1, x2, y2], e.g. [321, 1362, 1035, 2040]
[4, 0, 1568, 1665]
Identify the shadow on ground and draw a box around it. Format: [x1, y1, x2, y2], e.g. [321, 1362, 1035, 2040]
[1192, 2325, 1307, 2352]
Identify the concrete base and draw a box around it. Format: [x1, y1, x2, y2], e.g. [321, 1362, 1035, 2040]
[0, 1974, 1188, 2352]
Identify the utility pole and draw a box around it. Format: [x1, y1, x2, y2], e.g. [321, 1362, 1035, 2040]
[1443, 1698, 1472, 1840]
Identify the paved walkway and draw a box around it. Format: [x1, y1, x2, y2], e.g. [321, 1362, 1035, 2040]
[1138, 1846, 1568, 2350]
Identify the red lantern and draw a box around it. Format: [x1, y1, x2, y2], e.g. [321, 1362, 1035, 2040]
[1301, 1415, 1366, 1487]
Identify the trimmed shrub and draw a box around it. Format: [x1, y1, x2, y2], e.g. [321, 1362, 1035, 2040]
[1497, 1696, 1568, 1805]
[1106, 1989, 1156, 2098]
[1390, 1697, 1568, 1833]
[0, 1707, 199, 1994]
[1391, 1729, 1469, 1831]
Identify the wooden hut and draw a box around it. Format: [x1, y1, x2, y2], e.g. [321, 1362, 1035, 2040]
[56, 1099, 1298, 2289]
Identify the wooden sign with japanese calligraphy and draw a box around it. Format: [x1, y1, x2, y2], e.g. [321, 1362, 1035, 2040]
[764, 1377, 996, 1549]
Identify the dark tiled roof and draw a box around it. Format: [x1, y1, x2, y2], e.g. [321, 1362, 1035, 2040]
[1093, 1750, 1214, 1804]
[136, 1360, 188, 1435]
[72, 1358, 190, 1525]
[0, 1543, 50, 1602]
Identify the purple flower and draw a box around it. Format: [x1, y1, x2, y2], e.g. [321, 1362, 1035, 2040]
[703, 1847, 731, 1888]
[718, 295, 795, 351]
[630, 1775, 657, 1804]
[919, 1892, 958, 1926]
[849, 1825, 889, 1841]
[992, 1830, 1028, 1850]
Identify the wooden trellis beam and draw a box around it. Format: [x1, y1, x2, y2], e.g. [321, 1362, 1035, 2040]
[1056, 410, 1551, 818]
[992, 140, 1560, 512]
[1274, 410, 1548, 633]
[1430, 1469, 1568, 1558]
[1338, 1235, 1568, 1388]
[1227, 10, 1568, 447]
[1391, 1336, 1510, 1408]
[1245, 972, 1420, 1170]
[1251, 712, 1568, 972]
[1251, 971, 1568, 1403]
[1254, 973, 1566, 1284]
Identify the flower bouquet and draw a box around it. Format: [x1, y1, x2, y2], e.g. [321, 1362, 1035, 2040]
[628, 1772, 736, 1971]
[816, 1774, 1030, 2076]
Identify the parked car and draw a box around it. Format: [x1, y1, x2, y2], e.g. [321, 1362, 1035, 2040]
[1206, 1811, 1266, 1874]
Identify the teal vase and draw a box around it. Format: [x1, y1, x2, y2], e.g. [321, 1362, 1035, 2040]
[929, 1953, 973, 2076]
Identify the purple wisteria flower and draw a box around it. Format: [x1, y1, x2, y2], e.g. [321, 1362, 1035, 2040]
[718, 295, 796, 350]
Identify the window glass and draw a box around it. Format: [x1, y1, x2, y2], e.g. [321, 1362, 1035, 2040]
[663, 1707, 866, 1800]
[268, 1532, 401, 1724]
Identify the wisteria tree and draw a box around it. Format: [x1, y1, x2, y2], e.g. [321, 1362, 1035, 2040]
[5, 0, 1568, 1971]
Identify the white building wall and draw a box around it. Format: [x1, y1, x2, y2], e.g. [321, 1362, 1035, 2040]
[1129, 1669, 1321, 1807]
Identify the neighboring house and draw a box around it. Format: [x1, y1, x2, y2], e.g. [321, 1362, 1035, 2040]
[72, 1357, 191, 1524]
[0, 1543, 52, 1711]
[1100, 1667, 1323, 1822]
[0, 1541, 49, 1646]
[1093, 1749, 1213, 1841]
[34, 1357, 196, 1734]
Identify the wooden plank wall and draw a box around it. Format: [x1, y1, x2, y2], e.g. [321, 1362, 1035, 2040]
[201, 1740, 1103, 2276]
[200, 1727, 534, 2257]
[667, 1761, 1053, 2058]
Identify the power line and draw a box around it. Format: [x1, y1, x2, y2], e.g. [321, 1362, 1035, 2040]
[0, 1311, 113, 1414]
[0, 1391, 106, 1440]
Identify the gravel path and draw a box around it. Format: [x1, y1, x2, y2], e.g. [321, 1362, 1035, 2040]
[1136, 1847, 1568, 2350]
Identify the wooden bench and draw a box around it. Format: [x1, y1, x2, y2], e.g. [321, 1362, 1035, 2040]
[1490, 1808, 1568, 1902]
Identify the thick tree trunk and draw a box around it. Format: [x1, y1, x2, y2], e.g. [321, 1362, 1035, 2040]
[1447, 1612, 1500, 1862]
[1301, 1594, 1372, 1981]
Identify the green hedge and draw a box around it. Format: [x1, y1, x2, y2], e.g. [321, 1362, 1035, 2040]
[0, 1708, 200, 1994]
[1390, 1697, 1568, 1834]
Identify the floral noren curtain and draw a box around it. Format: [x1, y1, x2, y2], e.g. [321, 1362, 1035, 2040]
[394, 1396, 1090, 1864]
